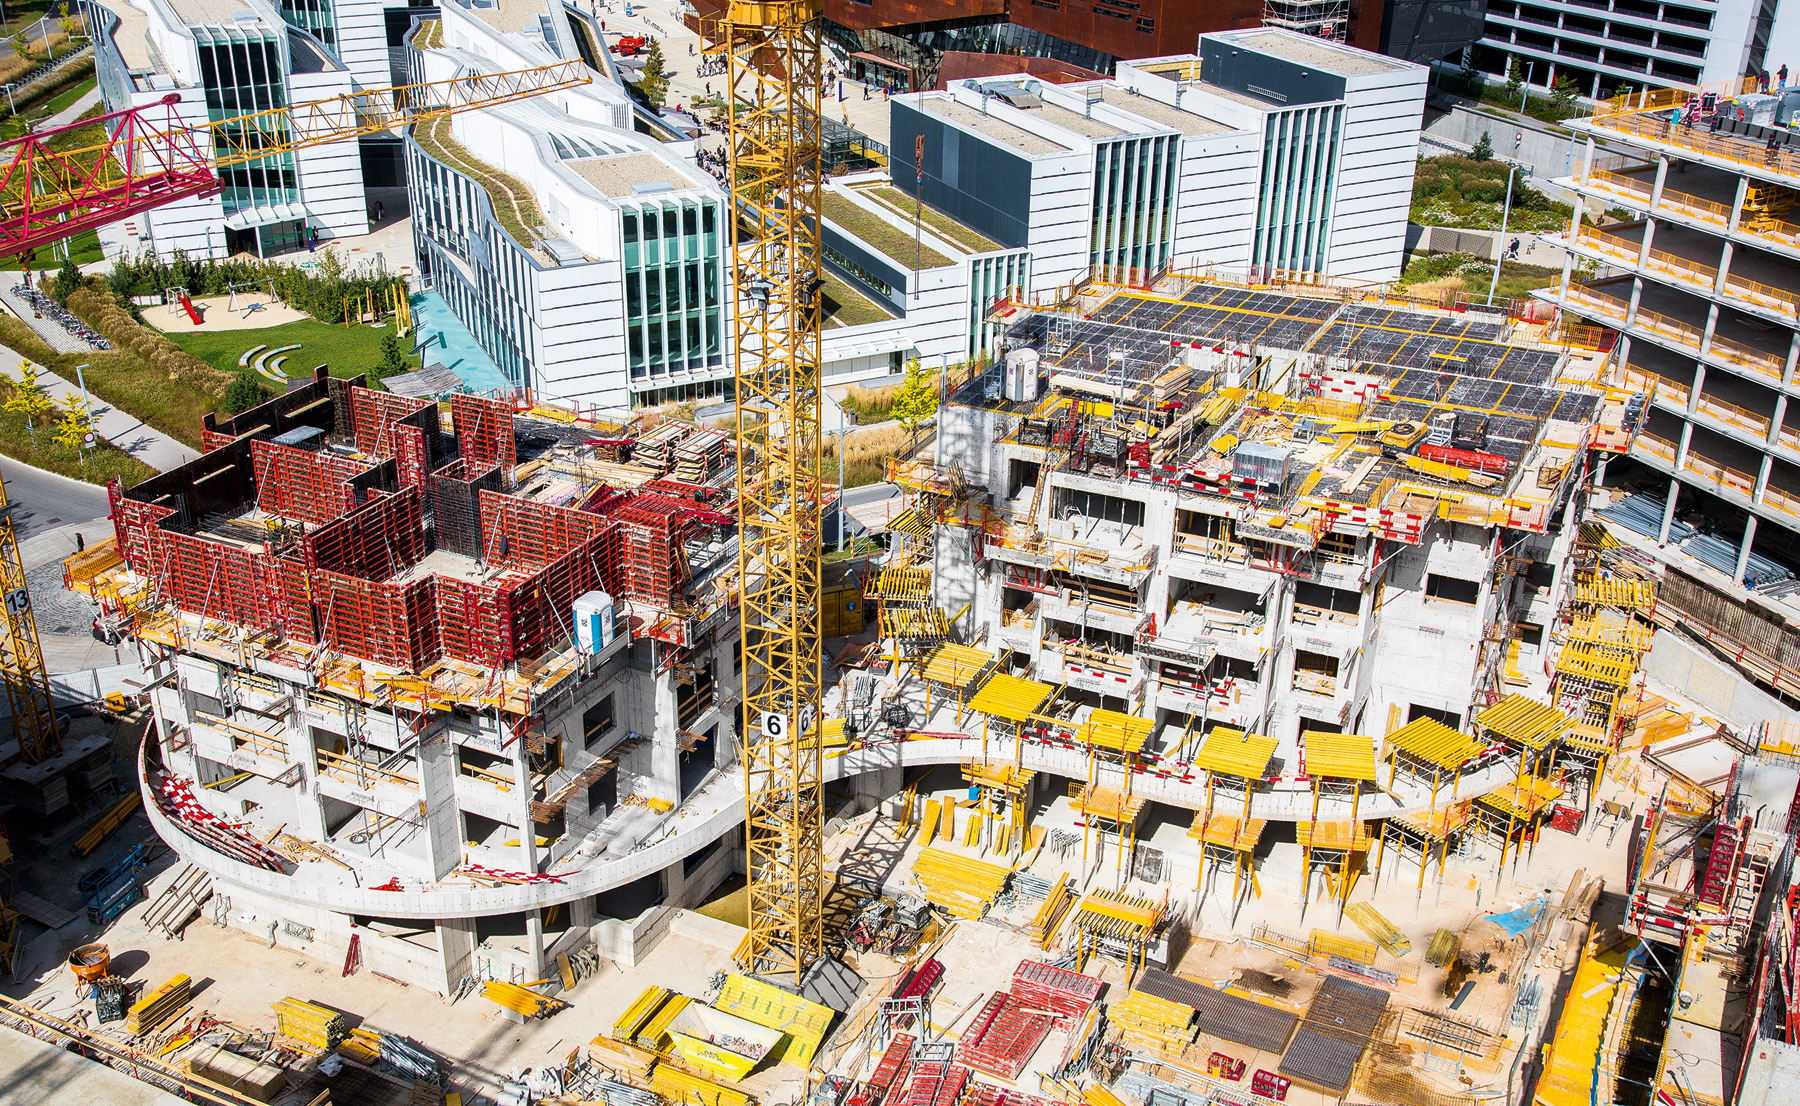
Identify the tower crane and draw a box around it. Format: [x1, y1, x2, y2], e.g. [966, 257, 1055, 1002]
[712, 1, 828, 983]
[0, 58, 588, 762]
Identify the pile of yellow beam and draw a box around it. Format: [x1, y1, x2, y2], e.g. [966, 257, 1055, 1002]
[1026, 873, 1074, 948]
[1310, 929, 1378, 966]
[1109, 990, 1195, 1054]
[911, 847, 1011, 919]
[1071, 889, 1160, 941]
[651, 1058, 756, 1106]
[616, 989, 670, 1039]
[73, 793, 142, 857]
[637, 993, 693, 1051]
[126, 974, 190, 1035]
[1344, 903, 1412, 957]
[482, 980, 566, 1020]
[273, 997, 348, 1051]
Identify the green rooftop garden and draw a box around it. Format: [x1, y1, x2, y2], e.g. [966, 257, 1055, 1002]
[821, 193, 954, 271]
[858, 185, 1000, 254]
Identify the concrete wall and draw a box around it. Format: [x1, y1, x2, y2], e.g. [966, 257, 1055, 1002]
[1641, 628, 1800, 731]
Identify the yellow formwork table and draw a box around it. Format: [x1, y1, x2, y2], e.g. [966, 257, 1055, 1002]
[1074, 709, 1154, 755]
[918, 642, 994, 691]
[1384, 716, 1479, 771]
[870, 565, 932, 604]
[1190, 726, 1277, 780]
[967, 672, 1054, 722]
[1554, 639, 1638, 685]
[1301, 730, 1379, 781]
[1478, 693, 1573, 751]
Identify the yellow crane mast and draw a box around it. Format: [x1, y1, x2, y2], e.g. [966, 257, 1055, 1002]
[717, 0, 828, 982]
[0, 462, 58, 766]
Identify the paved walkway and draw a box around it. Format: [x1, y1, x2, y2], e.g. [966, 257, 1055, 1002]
[42, 84, 100, 130]
[0, 283, 94, 354]
[34, 364, 199, 471]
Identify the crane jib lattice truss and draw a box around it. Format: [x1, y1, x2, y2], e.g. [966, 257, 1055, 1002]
[719, 0, 828, 984]
[0, 60, 590, 259]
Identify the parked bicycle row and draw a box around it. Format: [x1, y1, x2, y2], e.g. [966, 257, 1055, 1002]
[12, 283, 113, 350]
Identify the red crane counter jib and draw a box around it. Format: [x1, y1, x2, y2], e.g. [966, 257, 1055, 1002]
[0, 94, 218, 258]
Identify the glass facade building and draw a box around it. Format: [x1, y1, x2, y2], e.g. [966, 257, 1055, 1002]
[1252, 104, 1344, 276]
[1088, 135, 1178, 284]
[194, 27, 299, 218]
[621, 201, 725, 383]
[278, 0, 337, 50]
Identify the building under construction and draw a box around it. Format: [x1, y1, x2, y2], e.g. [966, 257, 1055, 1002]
[72, 368, 747, 992]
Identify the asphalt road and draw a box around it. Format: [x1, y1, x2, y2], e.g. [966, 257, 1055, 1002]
[3, 460, 110, 541]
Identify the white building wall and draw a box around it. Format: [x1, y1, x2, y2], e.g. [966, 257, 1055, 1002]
[1025, 156, 1094, 292]
[1325, 69, 1428, 282]
[289, 64, 371, 242]
[331, 0, 394, 89]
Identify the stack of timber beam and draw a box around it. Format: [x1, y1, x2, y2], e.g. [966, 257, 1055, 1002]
[633, 423, 692, 472]
[589, 1035, 659, 1078]
[126, 974, 190, 1035]
[911, 848, 1010, 919]
[1010, 960, 1103, 1016]
[1109, 989, 1195, 1055]
[1024, 874, 1075, 948]
[273, 997, 348, 1051]
[651, 1058, 756, 1106]
[670, 427, 729, 482]
[954, 992, 1053, 1080]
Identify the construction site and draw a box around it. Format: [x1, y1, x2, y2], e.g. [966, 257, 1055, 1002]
[3, 8, 1800, 1106]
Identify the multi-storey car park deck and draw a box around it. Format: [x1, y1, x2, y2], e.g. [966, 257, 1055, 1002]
[71, 370, 747, 991]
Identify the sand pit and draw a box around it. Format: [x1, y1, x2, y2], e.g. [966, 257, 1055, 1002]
[144, 293, 310, 334]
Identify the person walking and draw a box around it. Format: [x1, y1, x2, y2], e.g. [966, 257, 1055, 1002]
[1782, 63, 1791, 90]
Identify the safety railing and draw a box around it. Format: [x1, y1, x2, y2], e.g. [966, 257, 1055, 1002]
[1722, 271, 1800, 315]
[1643, 243, 1719, 287]
[1656, 186, 1733, 226]
[1614, 366, 1688, 406]
[1693, 391, 1775, 436]
[1682, 449, 1759, 499]
[1594, 109, 1800, 184]
[1777, 422, 1800, 452]
[1636, 432, 1678, 463]
[1762, 483, 1800, 519]
[1710, 332, 1788, 379]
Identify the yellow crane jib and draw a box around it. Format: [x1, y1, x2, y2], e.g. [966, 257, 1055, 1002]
[0, 461, 59, 765]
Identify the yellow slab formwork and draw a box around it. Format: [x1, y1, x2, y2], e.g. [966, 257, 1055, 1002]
[1568, 609, 1655, 654]
[651, 1059, 757, 1106]
[1383, 716, 1479, 770]
[1295, 821, 1374, 850]
[1570, 576, 1654, 611]
[1071, 889, 1161, 938]
[1478, 693, 1573, 750]
[1479, 776, 1565, 820]
[1563, 722, 1615, 755]
[1555, 639, 1638, 686]
[1390, 799, 1474, 840]
[1074, 709, 1154, 755]
[870, 566, 932, 604]
[967, 672, 1054, 722]
[881, 606, 951, 641]
[1192, 727, 1277, 780]
[918, 643, 995, 690]
[1069, 783, 1147, 825]
[1302, 731, 1379, 781]
[1188, 812, 1267, 850]
[884, 506, 935, 540]
[713, 974, 833, 1069]
[963, 762, 1034, 795]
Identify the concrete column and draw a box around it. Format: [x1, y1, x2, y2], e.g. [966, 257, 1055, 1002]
[417, 729, 461, 880]
[1782, 330, 1800, 388]
[1657, 476, 1681, 544]
[1728, 175, 1751, 235]
[438, 917, 477, 995]
[1594, 454, 1610, 487]
[512, 723, 539, 875]
[1647, 156, 1671, 212]
[569, 895, 597, 928]
[1699, 303, 1721, 357]
[1755, 455, 1773, 503]
[1635, 218, 1658, 268]
[526, 910, 545, 975]
[1674, 421, 1695, 469]
[288, 730, 329, 841]
[1689, 363, 1707, 416]
[1770, 394, 1789, 445]
[1626, 276, 1645, 327]
[1714, 241, 1735, 296]
[1735, 515, 1760, 584]
[854, 766, 902, 814]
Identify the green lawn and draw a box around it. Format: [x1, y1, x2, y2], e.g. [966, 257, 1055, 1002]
[821, 274, 896, 329]
[164, 317, 420, 380]
[2, 229, 102, 270]
[39, 75, 96, 117]
[858, 185, 999, 253]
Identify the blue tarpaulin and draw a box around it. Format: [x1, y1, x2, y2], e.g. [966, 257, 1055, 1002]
[1486, 895, 1549, 937]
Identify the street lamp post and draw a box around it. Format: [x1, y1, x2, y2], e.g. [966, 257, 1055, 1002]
[1486, 166, 1517, 306]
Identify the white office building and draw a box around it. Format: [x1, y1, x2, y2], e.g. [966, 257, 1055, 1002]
[888, 28, 1427, 291]
[1473, 0, 1800, 100]
[405, 0, 730, 407]
[91, 0, 384, 258]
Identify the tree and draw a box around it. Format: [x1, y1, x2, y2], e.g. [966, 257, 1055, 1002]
[58, 3, 82, 43]
[376, 331, 408, 378]
[52, 255, 81, 303]
[891, 358, 938, 450]
[1, 361, 53, 442]
[1505, 57, 1524, 107]
[53, 391, 96, 461]
[1550, 75, 1580, 117]
[1472, 130, 1494, 162]
[640, 38, 669, 108]
[6, 30, 35, 64]
[222, 368, 266, 414]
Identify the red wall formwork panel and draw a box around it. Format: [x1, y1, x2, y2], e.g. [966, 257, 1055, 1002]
[499, 534, 609, 662]
[452, 393, 517, 471]
[113, 497, 175, 574]
[350, 386, 435, 457]
[316, 571, 440, 671]
[251, 440, 370, 526]
[303, 487, 426, 580]
[436, 575, 508, 667]
[155, 530, 289, 630]
[394, 423, 429, 492]
[477, 490, 611, 572]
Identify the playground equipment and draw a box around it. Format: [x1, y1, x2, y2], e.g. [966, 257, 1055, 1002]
[227, 278, 279, 319]
[342, 282, 411, 336]
[165, 287, 203, 325]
